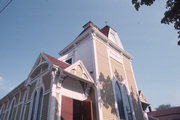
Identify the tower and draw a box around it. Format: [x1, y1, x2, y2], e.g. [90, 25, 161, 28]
[59, 21, 146, 120]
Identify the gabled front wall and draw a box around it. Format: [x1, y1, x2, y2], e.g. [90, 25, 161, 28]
[52, 70, 97, 120]
[94, 35, 145, 120]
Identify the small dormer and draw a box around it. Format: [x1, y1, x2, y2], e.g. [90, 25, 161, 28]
[101, 26, 124, 49]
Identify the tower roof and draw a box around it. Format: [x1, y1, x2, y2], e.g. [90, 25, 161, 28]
[100, 25, 110, 37]
[59, 21, 132, 59]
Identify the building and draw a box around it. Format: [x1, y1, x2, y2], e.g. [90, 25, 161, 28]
[148, 107, 180, 120]
[0, 21, 148, 120]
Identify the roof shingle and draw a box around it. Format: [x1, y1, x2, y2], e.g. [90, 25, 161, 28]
[43, 53, 70, 69]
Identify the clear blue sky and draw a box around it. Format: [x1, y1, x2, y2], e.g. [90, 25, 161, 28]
[0, 0, 179, 109]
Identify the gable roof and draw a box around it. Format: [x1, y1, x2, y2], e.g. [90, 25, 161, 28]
[64, 60, 94, 84]
[42, 53, 70, 69]
[28, 53, 70, 80]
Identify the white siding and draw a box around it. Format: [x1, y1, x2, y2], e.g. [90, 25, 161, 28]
[74, 37, 94, 73]
[61, 78, 86, 101]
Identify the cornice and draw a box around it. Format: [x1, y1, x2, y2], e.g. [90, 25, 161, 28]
[59, 24, 133, 60]
[92, 27, 133, 60]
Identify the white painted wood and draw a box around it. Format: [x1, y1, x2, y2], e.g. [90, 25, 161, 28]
[108, 28, 124, 49]
[61, 78, 87, 101]
[65, 60, 94, 83]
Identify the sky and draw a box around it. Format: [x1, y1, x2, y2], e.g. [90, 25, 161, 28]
[0, 0, 179, 109]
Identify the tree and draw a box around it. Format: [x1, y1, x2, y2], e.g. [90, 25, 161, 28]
[156, 104, 172, 111]
[131, 0, 180, 44]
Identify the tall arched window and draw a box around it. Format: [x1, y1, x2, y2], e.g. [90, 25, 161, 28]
[8, 99, 15, 120]
[30, 91, 37, 120]
[20, 92, 28, 120]
[113, 81, 134, 120]
[36, 88, 43, 120]
[115, 81, 126, 119]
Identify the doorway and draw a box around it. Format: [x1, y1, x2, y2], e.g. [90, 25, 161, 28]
[61, 96, 93, 120]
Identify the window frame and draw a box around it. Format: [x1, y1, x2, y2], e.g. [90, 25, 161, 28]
[20, 91, 28, 120]
[112, 78, 134, 120]
[8, 98, 16, 120]
[30, 91, 37, 120]
[0, 105, 4, 119]
[36, 88, 43, 120]
[30, 86, 44, 120]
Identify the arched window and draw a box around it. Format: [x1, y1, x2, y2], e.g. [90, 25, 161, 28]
[30, 91, 37, 120]
[115, 82, 126, 119]
[0, 105, 4, 119]
[36, 88, 43, 120]
[114, 81, 134, 120]
[122, 85, 133, 120]
[8, 99, 15, 120]
[20, 92, 28, 120]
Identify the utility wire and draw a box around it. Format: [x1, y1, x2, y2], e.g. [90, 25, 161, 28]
[0, 0, 12, 14]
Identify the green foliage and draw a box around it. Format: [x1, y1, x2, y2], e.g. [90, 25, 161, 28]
[131, 0, 155, 10]
[132, 0, 180, 41]
[156, 104, 172, 111]
[161, 0, 180, 38]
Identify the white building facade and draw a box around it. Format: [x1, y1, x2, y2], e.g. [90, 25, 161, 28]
[0, 21, 148, 120]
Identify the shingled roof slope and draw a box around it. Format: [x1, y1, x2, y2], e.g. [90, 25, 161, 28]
[100, 25, 110, 37]
[43, 53, 70, 69]
[148, 107, 180, 120]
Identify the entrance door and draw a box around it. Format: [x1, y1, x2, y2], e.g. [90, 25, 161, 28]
[61, 96, 73, 120]
[61, 96, 93, 120]
[82, 99, 93, 120]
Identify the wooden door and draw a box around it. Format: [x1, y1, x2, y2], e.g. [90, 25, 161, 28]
[83, 99, 93, 120]
[61, 96, 93, 120]
[61, 96, 73, 120]
[73, 99, 83, 120]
